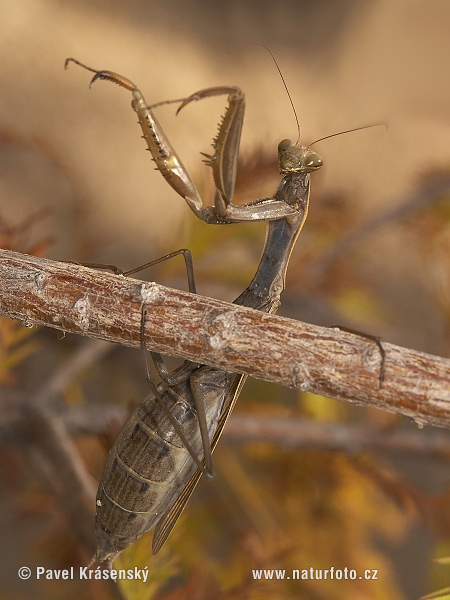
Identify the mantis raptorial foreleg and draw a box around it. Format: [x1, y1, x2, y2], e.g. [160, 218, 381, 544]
[65, 58, 320, 225]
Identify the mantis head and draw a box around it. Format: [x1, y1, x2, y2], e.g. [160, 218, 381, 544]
[278, 139, 323, 175]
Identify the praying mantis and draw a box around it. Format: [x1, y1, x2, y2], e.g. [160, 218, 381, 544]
[65, 56, 381, 567]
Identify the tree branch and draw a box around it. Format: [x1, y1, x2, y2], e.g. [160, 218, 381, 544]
[1, 248, 449, 427]
[4, 399, 450, 459]
[15, 340, 112, 558]
[308, 171, 450, 281]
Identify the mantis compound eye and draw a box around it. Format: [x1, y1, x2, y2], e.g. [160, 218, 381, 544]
[278, 139, 294, 154]
[301, 149, 323, 172]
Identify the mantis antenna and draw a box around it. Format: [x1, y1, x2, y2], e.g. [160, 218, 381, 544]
[311, 124, 387, 146]
[256, 44, 385, 147]
[256, 43, 302, 145]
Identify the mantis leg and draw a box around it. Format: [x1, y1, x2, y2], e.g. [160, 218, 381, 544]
[139, 309, 212, 475]
[131, 253, 215, 477]
[78, 250, 199, 386]
[65, 59, 298, 225]
[139, 304, 215, 477]
[79, 248, 215, 476]
[122, 249, 197, 386]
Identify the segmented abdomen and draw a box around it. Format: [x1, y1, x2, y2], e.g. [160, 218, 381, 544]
[94, 367, 230, 562]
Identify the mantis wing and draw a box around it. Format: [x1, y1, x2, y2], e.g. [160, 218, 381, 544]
[152, 374, 247, 554]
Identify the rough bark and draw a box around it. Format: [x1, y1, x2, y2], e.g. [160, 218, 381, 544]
[1, 248, 449, 427]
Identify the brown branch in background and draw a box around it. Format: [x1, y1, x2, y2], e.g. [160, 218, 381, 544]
[4, 337, 126, 598]
[309, 171, 450, 281]
[1, 248, 449, 428]
[0, 404, 450, 459]
[23, 404, 96, 554]
[10, 339, 113, 559]
[3, 400, 450, 459]
[34, 338, 112, 404]
[0, 127, 91, 256]
[223, 413, 450, 456]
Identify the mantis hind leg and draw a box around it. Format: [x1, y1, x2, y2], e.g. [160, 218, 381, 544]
[80, 249, 197, 385]
[139, 307, 211, 475]
[135, 251, 214, 477]
[123, 248, 196, 293]
[123, 249, 197, 385]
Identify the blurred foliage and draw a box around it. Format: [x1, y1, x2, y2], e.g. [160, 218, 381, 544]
[0, 211, 49, 383]
[0, 319, 38, 385]
[424, 553, 450, 600]
[409, 181, 450, 330]
[115, 541, 179, 600]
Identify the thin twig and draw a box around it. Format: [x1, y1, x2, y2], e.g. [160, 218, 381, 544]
[308, 172, 450, 281]
[223, 413, 450, 457]
[3, 400, 450, 458]
[7, 337, 125, 598]
[18, 340, 114, 559]
[34, 338, 112, 406]
[1, 248, 449, 427]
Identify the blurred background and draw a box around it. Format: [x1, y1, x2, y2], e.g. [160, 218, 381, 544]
[1, 0, 450, 598]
